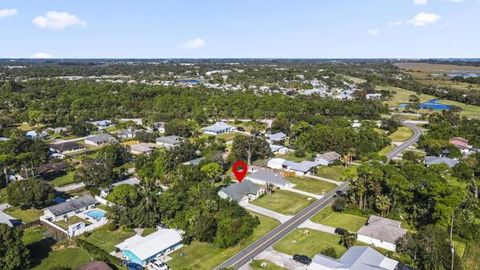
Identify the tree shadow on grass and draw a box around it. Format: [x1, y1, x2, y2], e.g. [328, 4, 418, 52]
[27, 237, 56, 268]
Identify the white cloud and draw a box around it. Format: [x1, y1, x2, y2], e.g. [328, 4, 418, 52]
[32, 11, 86, 30]
[367, 29, 380, 36]
[0, 8, 17, 18]
[182, 38, 206, 49]
[388, 20, 403, 26]
[408, 12, 441, 26]
[31, 52, 53, 59]
[414, 0, 428, 5]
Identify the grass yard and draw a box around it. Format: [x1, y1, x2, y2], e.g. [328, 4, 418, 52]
[250, 260, 286, 270]
[342, 75, 367, 84]
[31, 248, 92, 270]
[22, 226, 48, 246]
[273, 229, 347, 258]
[378, 144, 395, 157]
[4, 207, 43, 223]
[454, 240, 467, 259]
[388, 126, 413, 142]
[82, 225, 136, 252]
[217, 132, 237, 141]
[315, 165, 352, 181]
[141, 227, 157, 237]
[50, 171, 77, 187]
[276, 151, 313, 162]
[0, 187, 7, 203]
[168, 213, 280, 270]
[462, 242, 480, 269]
[230, 121, 267, 132]
[251, 190, 314, 215]
[287, 176, 337, 195]
[311, 205, 367, 232]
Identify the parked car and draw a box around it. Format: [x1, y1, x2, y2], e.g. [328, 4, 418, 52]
[126, 262, 143, 270]
[334, 227, 348, 235]
[237, 127, 245, 132]
[149, 259, 169, 270]
[293, 254, 312, 265]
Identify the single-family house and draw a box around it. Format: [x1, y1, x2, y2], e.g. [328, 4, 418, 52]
[129, 143, 156, 155]
[43, 196, 97, 222]
[37, 162, 68, 179]
[118, 118, 143, 126]
[351, 120, 362, 128]
[449, 137, 470, 150]
[0, 212, 20, 227]
[90, 120, 113, 130]
[267, 158, 287, 170]
[84, 134, 116, 146]
[315, 151, 341, 166]
[270, 144, 292, 155]
[156, 135, 182, 149]
[424, 156, 459, 168]
[266, 132, 287, 143]
[283, 160, 322, 176]
[308, 246, 398, 270]
[366, 93, 382, 100]
[49, 142, 85, 155]
[246, 167, 293, 188]
[116, 228, 183, 266]
[118, 129, 136, 140]
[357, 215, 407, 252]
[218, 179, 264, 203]
[182, 157, 205, 166]
[202, 122, 235, 135]
[149, 122, 165, 133]
[26, 130, 47, 140]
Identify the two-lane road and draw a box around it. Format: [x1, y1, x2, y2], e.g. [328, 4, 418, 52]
[215, 182, 349, 269]
[386, 122, 423, 161]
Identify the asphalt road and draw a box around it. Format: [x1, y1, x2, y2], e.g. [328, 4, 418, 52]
[215, 182, 349, 270]
[385, 122, 423, 161]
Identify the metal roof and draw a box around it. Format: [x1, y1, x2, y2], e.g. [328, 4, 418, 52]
[46, 196, 97, 216]
[202, 122, 235, 133]
[424, 156, 459, 168]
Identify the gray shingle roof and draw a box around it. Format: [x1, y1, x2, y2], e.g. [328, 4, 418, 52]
[316, 151, 341, 162]
[266, 132, 287, 142]
[424, 156, 459, 168]
[202, 122, 235, 133]
[357, 215, 407, 244]
[310, 246, 398, 270]
[156, 135, 182, 146]
[46, 196, 97, 217]
[283, 160, 322, 173]
[86, 134, 115, 144]
[246, 167, 290, 186]
[49, 142, 84, 152]
[219, 180, 261, 202]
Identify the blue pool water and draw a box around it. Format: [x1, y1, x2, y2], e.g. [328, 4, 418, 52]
[86, 210, 105, 219]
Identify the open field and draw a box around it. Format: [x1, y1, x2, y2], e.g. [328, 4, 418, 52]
[168, 213, 279, 270]
[311, 205, 367, 232]
[273, 229, 346, 258]
[342, 75, 367, 84]
[250, 260, 286, 270]
[4, 207, 43, 223]
[388, 126, 413, 142]
[22, 226, 48, 246]
[251, 190, 314, 215]
[315, 165, 352, 181]
[287, 176, 337, 195]
[81, 225, 136, 252]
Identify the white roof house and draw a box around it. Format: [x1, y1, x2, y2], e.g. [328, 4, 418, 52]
[308, 246, 398, 270]
[156, 135, 182, 149]
[266, 132, 287, 143]
[315, 151, 341, 166]
[116, 228, 183, 266]
[202, 122, 235, 135]
[267, 158, 286, 170]
[270, 145, 292, 155]
[0, 212, 18, 227]
[424, 156, 459, 168]
[357, 215, 407, 252]
[246, 167, 292, 188]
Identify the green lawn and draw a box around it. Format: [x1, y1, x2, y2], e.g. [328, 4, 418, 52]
[273, 229, 347, 258]
[388, 126, 413, 142]
[463, 243, 480, 269]
[287, 176, 337, 195]
[22, 226, 48, 246]
[4, 207, 43, 223]
[217, 132, 237, 141]
[0, 187, 7, 203]
[250, 260, 286, 270]
[141, 227, 157, 237]
[81, 225, 136, 253]
[251, 190, 314, 215]
[31, 248, 92, 270]
[276, 152, 313, 162]
[230, 121, 267, 132]
[311, 205, 367, 232]
[454, 240, 467, 259]
[50, 171, 78, 187]
[315, 166, 352, 181]
[378, 145, 395, 156]
[168, 213, 280, 270]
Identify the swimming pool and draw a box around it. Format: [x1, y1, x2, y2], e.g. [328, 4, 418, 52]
[86, 209, 106, 219]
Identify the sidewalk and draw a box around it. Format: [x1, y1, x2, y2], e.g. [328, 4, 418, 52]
[240, 202, 292, 223]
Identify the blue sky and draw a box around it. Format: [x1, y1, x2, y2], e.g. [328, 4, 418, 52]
[0, 0, 479, 58]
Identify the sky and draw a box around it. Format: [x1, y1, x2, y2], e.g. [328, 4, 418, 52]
[0, 0, 479, 58]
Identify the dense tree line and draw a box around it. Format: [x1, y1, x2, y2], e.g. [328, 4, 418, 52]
[0, 224, 30, 270]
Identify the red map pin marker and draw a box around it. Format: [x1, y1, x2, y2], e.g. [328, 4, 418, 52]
[232, 160, 248, 183]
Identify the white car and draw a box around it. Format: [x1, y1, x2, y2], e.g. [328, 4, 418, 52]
[148, 259, 169, 270]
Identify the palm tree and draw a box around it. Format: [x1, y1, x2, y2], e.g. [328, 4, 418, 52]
[346, 147, 356, 165]
[339, 231, 357, 249]
[375, 195, 391, 217]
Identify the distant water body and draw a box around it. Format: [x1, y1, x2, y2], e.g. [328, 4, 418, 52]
[432, 73, 480, 78]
